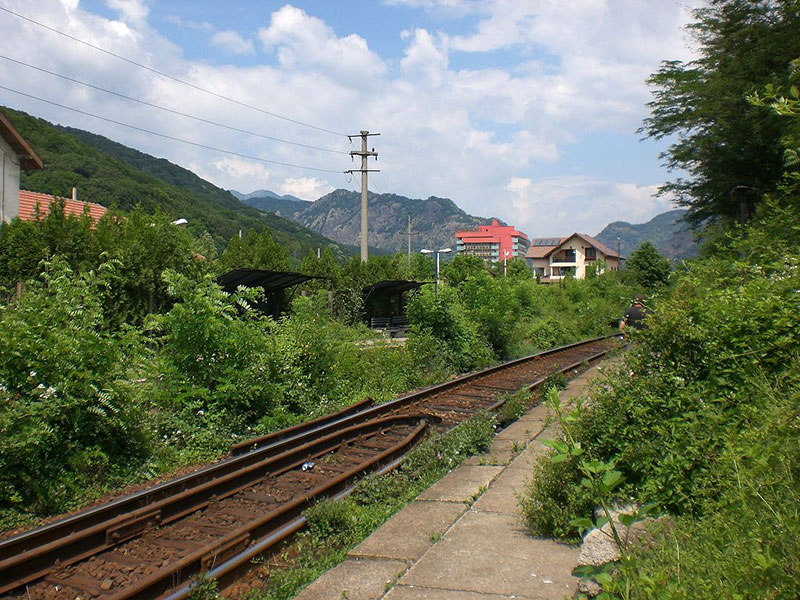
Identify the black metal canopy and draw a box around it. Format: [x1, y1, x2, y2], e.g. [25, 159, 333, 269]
[217, 269, 321, 293]
[361, 279, 427, 297]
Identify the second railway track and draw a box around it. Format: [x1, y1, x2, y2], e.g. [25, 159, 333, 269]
[0, 335, 618, 599]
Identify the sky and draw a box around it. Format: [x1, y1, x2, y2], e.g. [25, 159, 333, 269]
[0, 0, 702, 239]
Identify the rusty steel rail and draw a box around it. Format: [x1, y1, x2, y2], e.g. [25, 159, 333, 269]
[233, 334, 616, 455]
[104, 419, 428, 600]
[0, 335, 617, 597]
[0, 416, 424, 596]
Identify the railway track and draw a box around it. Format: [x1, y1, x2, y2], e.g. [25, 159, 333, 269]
[0, 335, 617, 599]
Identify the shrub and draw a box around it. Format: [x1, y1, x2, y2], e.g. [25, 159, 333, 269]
[0, 258, 147, 513]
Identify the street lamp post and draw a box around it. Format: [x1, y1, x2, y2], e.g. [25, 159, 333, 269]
[420, 247, 452, 295]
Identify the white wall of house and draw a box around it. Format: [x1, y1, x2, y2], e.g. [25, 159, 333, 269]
[0, 135, 21, 223]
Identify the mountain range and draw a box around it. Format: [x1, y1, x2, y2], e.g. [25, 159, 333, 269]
[237, 189, 498, 253]
[595, 209, 698, 260]
[239, 188, 698, 260]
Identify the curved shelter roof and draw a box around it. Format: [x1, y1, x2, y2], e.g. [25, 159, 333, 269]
[362, 280, 428, 296]
[217, 269, 321, 293]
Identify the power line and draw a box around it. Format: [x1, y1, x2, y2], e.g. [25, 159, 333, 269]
[0, 54, 348, 155]
[0, 5, 348, 137]
[0, 84, 344, 174]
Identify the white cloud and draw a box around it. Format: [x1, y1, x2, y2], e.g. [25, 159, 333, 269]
[257, 5, 386, 84]
[164, 15, 214, 33]
[210, 30, 255, 56]
[211, 158, 273, 183]
[106, 0, 149, 26]
[505, 176, 675, 237]
[280, 177, 334, 200]
[400, 28, 448, 85]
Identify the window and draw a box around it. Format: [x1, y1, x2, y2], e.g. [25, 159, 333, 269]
[585, 247, 596, 260]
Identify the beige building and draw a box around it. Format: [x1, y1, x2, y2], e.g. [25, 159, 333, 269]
[525, 233, 621, 282]
[1, 111, 43, 223]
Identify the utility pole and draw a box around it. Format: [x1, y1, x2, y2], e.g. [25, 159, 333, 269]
[406, 213, 419, 264]
[407, 214, 412, 263]
[346, 130, 379, 262]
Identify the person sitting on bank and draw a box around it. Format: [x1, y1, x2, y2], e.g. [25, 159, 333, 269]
[620, 294, 651, 332]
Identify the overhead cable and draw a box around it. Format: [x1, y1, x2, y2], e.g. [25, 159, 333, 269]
[0, 54, 348, 155]
[0, 5, 348, 137]
[0, 85, 343, 174]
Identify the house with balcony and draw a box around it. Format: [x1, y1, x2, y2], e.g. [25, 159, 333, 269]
[525, 233, 621, 282]
[455, 219, 529, 263]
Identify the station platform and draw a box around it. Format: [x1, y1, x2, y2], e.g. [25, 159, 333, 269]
[292, 362, 612, 600]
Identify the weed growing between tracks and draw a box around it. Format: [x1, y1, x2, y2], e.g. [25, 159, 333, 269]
[234, 412, 495, 600]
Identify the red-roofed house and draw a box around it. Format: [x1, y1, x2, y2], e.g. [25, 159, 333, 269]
[525, 233, 621, 282]
[18, 190, 107, 226]
[455, 219, 529, 263]
[1, 111, 43, 223]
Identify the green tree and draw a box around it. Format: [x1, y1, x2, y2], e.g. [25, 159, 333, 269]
[441, 253, 489, 286]
[299, 247, 342, 291]
[0, 258, 147, 512]
[641, 0, 800, 227]
[93, 208, 207, 324]
[623, 241, 671, 289]
[0, 200, 96, 292]
[218, 229, 291, 272]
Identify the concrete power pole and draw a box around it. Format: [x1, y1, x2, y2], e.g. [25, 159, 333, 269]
[407, 213, 412, 263]
[346, 130, 379, 262]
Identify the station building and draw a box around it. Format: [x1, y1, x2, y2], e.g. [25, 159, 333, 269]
[525, 233, 621, 282]
[455, 219, 529, 263]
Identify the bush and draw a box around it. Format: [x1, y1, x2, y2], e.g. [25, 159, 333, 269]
[0, 258, 147, 513]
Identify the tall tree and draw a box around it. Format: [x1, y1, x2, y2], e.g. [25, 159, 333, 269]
[641, 0, 800, 227]
[218, 230, 291, 273]
[623, 241, 671, 289]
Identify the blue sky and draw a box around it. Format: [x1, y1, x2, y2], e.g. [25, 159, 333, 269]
[0, 0, 701, 238]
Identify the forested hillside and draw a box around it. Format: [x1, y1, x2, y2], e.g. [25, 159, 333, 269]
[1, 106, 351, 260]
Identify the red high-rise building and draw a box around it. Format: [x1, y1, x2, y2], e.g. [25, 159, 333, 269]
[455, 219, 529, 262]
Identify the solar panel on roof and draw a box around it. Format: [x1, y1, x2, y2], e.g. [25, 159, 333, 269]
[534, 238, 560, 246]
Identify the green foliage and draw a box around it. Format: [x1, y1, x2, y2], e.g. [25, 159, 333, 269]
[622, 242, 671, 289]
[441, 253, 489, 286]
[640, 0, 800, 227]
[218, 229, 291, 272]
[0, 199, 96, 292]
[614, 382, 800, 599]
[522, 187, 800, 597]
[0, 258, 147, 512]
[406, 286, 494, 372]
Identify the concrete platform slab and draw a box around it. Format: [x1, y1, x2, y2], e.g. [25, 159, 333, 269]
[462, 439, 518, 466]
[418, 466, 503, 503]
[349, 500, 467, 562]
[517, 403, 549, 423]
[385, 585, 517, 599]
[471, 465, 530, 515]
[401, 511, 578, 598]
[494, 419, 540, 443]
[293, 558, 407, 600]
[507, 441, 549, 471]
